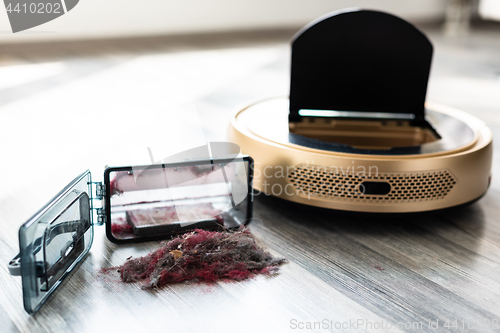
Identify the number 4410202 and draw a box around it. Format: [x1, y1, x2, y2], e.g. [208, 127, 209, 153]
[6, 3, 62, 14]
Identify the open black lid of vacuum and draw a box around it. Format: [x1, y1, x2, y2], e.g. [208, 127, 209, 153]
[289, 9, 433, 125]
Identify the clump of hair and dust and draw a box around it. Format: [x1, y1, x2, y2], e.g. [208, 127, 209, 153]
[112, 228, 287, 288]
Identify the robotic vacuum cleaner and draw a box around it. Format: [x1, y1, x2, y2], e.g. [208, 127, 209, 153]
[228, 9, 492, 213]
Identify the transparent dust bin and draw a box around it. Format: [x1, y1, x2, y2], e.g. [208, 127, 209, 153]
[8, 155, 254, 314]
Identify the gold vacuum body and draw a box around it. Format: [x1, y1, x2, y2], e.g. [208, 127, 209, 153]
[228, 97, 492, 213]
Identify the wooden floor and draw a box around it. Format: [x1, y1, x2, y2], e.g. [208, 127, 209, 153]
[1, 24, 500, 332]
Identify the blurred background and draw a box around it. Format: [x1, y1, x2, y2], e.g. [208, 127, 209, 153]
[0, 1, 453, 42]
[0, 0, 498, 42]
[1, 0, 499, 42]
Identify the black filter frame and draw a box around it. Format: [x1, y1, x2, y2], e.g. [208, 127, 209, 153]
[104, 156, 255, 244]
